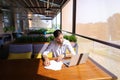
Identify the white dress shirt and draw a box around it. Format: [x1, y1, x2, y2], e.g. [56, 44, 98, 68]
[43, 39, 76, 57]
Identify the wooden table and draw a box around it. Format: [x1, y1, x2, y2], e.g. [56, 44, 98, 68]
[0, 59, 113, 80]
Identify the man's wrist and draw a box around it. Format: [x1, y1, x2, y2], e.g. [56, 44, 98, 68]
[43, 55, 48, 61]
[60, 54, 65, 58]
[44, 57, 49, 60]
[64, 53, 66, 58]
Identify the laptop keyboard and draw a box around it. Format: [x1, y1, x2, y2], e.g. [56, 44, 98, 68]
[63, 59, 70, 65]
[66, 62, 70, 65]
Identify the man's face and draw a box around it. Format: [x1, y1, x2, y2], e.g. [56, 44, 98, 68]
[55, 34, 63, 44]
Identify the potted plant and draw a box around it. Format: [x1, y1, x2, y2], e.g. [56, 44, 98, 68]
[3, 26, 15, 33]
[64, 35, 77, 42]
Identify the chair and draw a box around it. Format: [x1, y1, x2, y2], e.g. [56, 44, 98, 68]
[0, 34, 12, 47]
[0, 39, 4, 47]
[3, 34, 12, 42]
[12, 32, 23, 39]
[8, 44, 33, 59]
[65, 42, 78, 56]
[70, 42, 78, 54]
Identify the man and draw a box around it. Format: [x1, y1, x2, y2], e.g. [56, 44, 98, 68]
[42, 30, 76, 66]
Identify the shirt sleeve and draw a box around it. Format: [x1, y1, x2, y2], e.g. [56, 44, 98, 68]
[67, 41, 76, 55]
[42, 41, 53, 56]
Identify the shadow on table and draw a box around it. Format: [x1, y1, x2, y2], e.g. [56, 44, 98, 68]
[0, 59, 57, 80]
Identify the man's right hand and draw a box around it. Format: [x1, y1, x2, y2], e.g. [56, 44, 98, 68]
[44, 58, 50, 66]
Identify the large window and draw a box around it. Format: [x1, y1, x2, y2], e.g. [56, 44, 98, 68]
[3, 11, 12, 27]
[29, 14, 52, 30]
[76, 0, 120, 45]
[62, 0, 73, 32]
[75, 1, 120, 79]
[52, 13, 60, 29]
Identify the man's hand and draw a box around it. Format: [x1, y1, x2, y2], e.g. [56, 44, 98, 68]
[44, 58, 50, 66]
[56, 54, 64, 62]
[43, 55, 50, 66]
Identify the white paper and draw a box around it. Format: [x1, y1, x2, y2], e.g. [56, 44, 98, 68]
[44, 60, 63, 71]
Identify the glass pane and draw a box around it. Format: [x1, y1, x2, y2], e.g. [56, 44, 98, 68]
[90, 42, 120, 79]
[63, 31, 120, 79]
[76, 0, 120, 45]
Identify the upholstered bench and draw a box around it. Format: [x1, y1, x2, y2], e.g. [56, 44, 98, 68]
[8, 44, 33, 59]
[8, 42, 78, 59]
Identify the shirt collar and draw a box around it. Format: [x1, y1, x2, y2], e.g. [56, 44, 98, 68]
[54, 39, 66, 46]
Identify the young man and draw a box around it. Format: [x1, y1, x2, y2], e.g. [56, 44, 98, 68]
[42, 30, 76, 66]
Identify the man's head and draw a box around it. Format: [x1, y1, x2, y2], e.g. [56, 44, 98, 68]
[53, 30, 64, 44]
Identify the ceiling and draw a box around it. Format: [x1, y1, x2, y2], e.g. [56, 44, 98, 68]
[0, 0, 68, 19]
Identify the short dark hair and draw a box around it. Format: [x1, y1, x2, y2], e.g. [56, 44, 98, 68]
[53, 29, 62, 38]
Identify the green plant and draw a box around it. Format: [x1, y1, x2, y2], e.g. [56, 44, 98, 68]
[47, 36, 54, 42]
[69, 35, 77, 42]
[3, 27, 8, 33]
[29, 30, 40, 34]
[46, 29, 55, 34]
[39, 28, 47, 33]
[9, 26, 15, 32]
[64, 35, 77, 42]
[14, 35, 77, 43]
[3, 26, 15, 33]
[15, 36, 48, 43]
[64, 35, 70, 40]
[29, 28, 47, 34]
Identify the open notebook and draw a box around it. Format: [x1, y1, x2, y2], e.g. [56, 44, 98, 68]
[44, 60, 63, 70]
[63, 53, 89, 67]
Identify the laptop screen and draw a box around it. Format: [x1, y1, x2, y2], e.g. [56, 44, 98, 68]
[63, 53, 89, 67]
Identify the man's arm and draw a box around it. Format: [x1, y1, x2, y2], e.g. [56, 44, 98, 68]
[42, 55, 50, 66]
[57, 54, 64, 61]
[42, 42, 53, 66]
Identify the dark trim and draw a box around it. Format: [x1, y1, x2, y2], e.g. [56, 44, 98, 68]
[72, 0, 76, 34]
[60, 9, 62, 30]
[60, 0, 67, 8]
[39, 0, 60, 7]
[76, 53, 83, 65]
[40, 18, 52, 20]
[56, 14, 57, 29]
[26, 7, 60, 9]
[61, 0, 70, 9]
[32, 13, 55, 14]
[89, 57, 118, 80]
[62, 30, 120, 49]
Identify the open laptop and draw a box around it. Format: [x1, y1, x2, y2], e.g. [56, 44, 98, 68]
[63, 53, 89, 67]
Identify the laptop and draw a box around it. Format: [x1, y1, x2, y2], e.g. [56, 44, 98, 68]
[63, 53, 89, 67]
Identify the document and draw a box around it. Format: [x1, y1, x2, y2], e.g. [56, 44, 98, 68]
[44, 60, 63, 71]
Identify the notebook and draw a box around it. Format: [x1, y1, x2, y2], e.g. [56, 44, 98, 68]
[63, 53, 89, 67]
